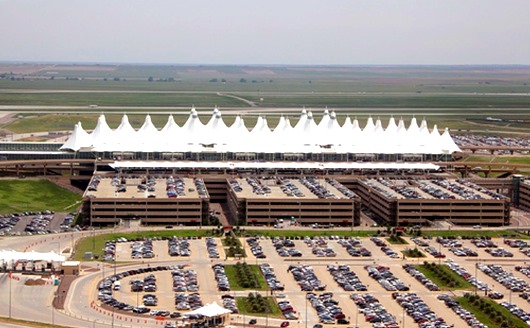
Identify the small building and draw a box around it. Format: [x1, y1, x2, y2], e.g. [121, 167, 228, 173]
[61, 261, 81, 275]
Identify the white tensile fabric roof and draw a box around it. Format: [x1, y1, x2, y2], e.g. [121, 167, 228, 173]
[185, 302, 232, 317]
[110, 161, 440, 170]
[0, 250, 65, 263]
[60, 108, 461, 154]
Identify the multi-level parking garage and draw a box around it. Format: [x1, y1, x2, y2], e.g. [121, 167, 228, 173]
[84, 175, 209, 225]
[82, 173, 513, 227]
[355, 178, 510, 226]
[226, 176, 361, 226]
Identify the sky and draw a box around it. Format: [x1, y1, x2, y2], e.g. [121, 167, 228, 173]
[0, 0, 529, 65]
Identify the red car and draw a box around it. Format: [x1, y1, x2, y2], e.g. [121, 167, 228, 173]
[280, 322, 290, 327]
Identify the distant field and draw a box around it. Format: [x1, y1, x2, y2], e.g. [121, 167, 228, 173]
[3, 64, 530, 93]
[2, 90, 530, 109]
[2, 64, 530, 134]
[0, 92, 247, 107]
[464, 155, 530, 165]
[0, 179, 81, 214]
[5, 111, 530, 134]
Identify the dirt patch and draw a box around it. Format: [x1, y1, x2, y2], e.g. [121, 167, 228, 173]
[185, 69, 220, 75]
[0, 112, 16, 125]
[39, 65, 117, 72]
[0, 64, 51, 75]
[24, 278, 48, 286]
[242, 69, 275, 75]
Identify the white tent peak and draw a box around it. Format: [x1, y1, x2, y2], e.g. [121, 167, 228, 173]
[139, 114, 157, 132]
[161, 115, 179, 132]
[386, 117, 397, 131]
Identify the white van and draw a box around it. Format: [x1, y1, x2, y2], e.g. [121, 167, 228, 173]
[113, 281, 121, 291]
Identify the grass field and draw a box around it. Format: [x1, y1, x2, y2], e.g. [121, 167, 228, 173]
[0, 92, 247, 107]
[416, 264, 473, 290]
[457, 296, 529, 328]
[3, 64, 530, 94]
[0, 317, 68, 328]
[0, 179, 81, 214]
[242, 229, 375, 238]
[3, 90, 530, 109]
[421, 229, 525, 238]
[236, 296, 283, 318]
[224, 264, 268, 291]
[2, 65, 530, 131]
[4, 107, 530, 135]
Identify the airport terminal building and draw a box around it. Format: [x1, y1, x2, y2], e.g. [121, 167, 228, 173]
[4, 108, 516, 227]
[59, 108, 461, 162]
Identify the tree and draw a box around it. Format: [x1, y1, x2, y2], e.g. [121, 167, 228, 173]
[148, 76, 154, 82]
[240, 78, 247, 83]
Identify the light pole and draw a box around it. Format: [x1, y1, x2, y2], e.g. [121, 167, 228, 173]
[474, 262, 478, 295]
[93, 319, 98, 328]
[9, 272, 12, 318]
[92, 227, 96, 252]
[52, 292, 56, 325]
[305, 293, 308, 328]
[111, 256, 116, 328]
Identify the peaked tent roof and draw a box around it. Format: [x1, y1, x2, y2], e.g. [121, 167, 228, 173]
[60, 108, 461, 155]
[185, 302, 232, 317]
[59, 122, 89, 151]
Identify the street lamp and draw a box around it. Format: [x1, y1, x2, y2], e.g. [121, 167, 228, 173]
[111, 256, 116, 328]
[52, 292, 57, 325]
[474, 262, 478, 295]
[9, 272, 12, 318]
[305, 293, 308, 328]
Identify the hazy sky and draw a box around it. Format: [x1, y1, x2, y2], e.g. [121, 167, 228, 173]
[1, 0, 529, 65]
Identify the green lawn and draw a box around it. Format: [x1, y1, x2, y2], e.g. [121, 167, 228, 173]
[416, 263, 473, 290]
[221, 237, 242, 247]
[0, 92, 247, 107]
[242, 229, 375, 238]
[402, 248, 425, 258]
[387, 235, 409, 244]
[457, 296, 529, 328]
[0, 317, 69, 328]
[422, 229, 526, 239]
[224, 264, 268, 291]
[236, 296, 283, 318]
[72, 229, 213, 261]
[0, 179, 81, 214]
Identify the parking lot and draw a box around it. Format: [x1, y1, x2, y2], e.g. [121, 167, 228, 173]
[0, 212, 72, 236]
[93, 235, 530, 327]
